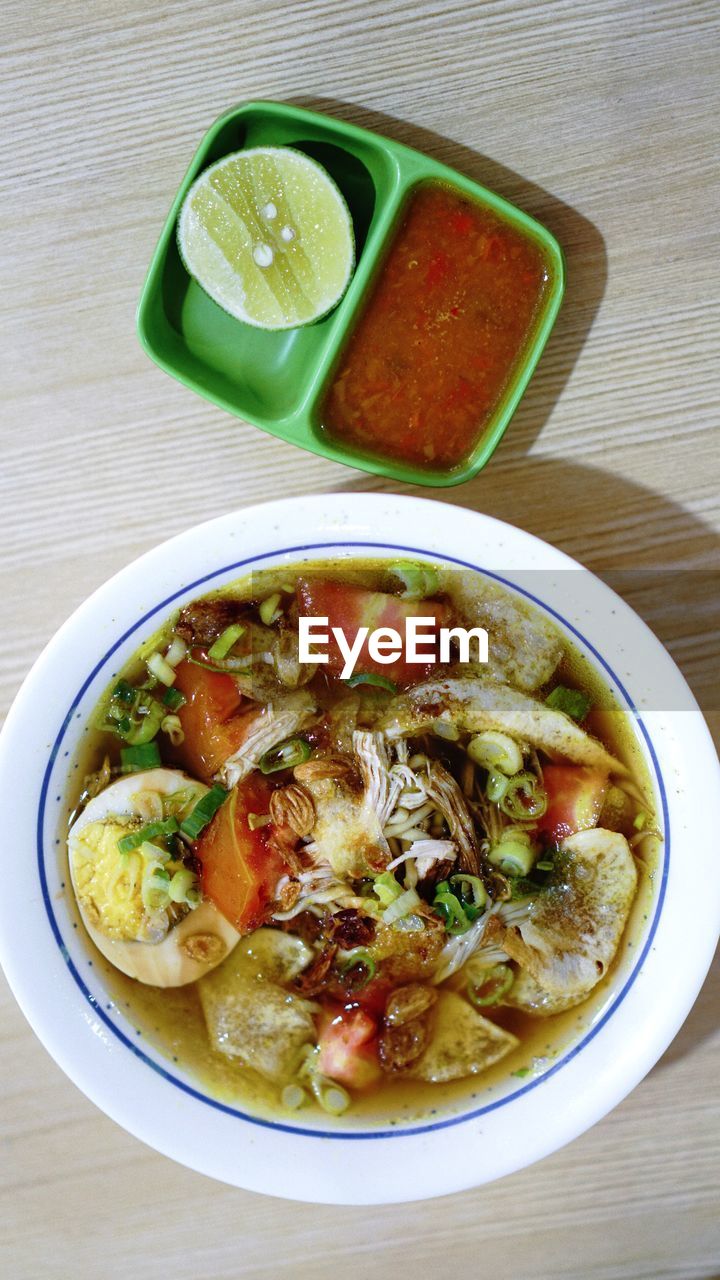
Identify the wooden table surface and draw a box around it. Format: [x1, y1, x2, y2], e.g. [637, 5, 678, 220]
[1, 1, 718, 1276]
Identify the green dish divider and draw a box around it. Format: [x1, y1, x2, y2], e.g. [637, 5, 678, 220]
[137, 101, 565, 488]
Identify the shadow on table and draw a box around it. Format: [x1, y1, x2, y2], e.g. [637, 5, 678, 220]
[284, 96, 719, 1072]
[331, 456, 720, 1069]
[334, 457, 719, 724]
[288, 93, 608, 460]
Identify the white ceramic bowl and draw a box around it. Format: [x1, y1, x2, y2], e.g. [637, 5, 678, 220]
[1, 494, 718, 1203]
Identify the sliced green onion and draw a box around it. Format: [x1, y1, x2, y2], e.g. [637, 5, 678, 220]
[339, 948, 377, 988]
[499, 826, 533, 846]
[545, 685, 592, 721]
[103, 682, 166, 745]
[433, 892, 472, 935]
[259, 593, 282, 626]
[118, 697, 166, 745]
[112, 679, 136, 705]
[467, 730, 523, 776]
[142, 868, 172, 912]
[373, 871, 403, 908]
[535, 859, 554, 872]
[130, 699, 166, 744]
[382, 886, 421, 925]
[146, 651, 177, 687]
[432, 717, 460, 741]
[140, 841, 172, 865]
[162, 686, 186, 711]
[168, 867, 199, 904]
[120, 741, 162, 773]
[486, 770, 510, 803]
[141, 843, 169, 868]
[161, 785, 205, 820]
[117, 817, 179, 855]
[467, 963, 514, 1007]
[389, 561, 439, 599]
[633, 811, 648, 831]
[179, 784, 228, 839]
[281, 1084, 307, 1111]
[449, 873, 488, 910]
[489, 827, 536, 876]
[187, 651, 245, 675]
[258, 737, 311, 774]
[165, 636, 187, 668]
[495, 847, 535, 877]
[500, 773, 547, 821]
[317, 1082, 350, 1115]
[160, 713, 184, 746]
[208, 623, 246, 661]
[344, 672, 397, 692]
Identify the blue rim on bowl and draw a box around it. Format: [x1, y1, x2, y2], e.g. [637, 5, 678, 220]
[36, 540, 670, 1140]
[1, 495, 717, 1202]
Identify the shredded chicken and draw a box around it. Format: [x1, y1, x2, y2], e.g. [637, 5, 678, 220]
[423, 761, 481, 876]
[353, 730, 402, 828]
[218, 690, 317, 788]
[297, 738, 394, 878]
[272, 864, 348, 921]
[432, 899, 531, 984]
[386, 838, 457, 880]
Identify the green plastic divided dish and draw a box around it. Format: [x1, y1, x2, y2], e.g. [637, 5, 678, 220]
[137, 101, 565, 487]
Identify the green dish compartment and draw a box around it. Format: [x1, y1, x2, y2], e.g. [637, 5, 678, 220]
[138, 102, 405, 431]
[307, 154, 566, 486]
[137, 101, 565, 484]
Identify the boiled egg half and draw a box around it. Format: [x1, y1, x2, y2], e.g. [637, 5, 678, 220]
[67, 767, 239, 986]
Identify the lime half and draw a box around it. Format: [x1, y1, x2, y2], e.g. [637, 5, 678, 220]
[177, 147, 355, 330]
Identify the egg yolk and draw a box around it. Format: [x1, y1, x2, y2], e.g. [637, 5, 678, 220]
[70, 819, 170, 943]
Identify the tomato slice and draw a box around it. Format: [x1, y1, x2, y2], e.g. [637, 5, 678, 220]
[296, 579, 449, 685]
[195, 774, 288, 933]
[537, 765, 608, 842]
[173, 660, 246, 781]
[317, 1003, 382, 1090]
[345, 978, 392, 1020]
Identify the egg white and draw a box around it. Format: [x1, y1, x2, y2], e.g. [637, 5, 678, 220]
[68, 768, 239, 986]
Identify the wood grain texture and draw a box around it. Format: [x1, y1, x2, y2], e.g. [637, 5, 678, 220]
[1, 1, 718, 1276]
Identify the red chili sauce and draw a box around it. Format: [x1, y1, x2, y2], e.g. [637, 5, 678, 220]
[321, 184, 551, 471]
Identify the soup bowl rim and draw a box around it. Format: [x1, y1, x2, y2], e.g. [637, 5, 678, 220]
[0, 492, 718, 1203]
